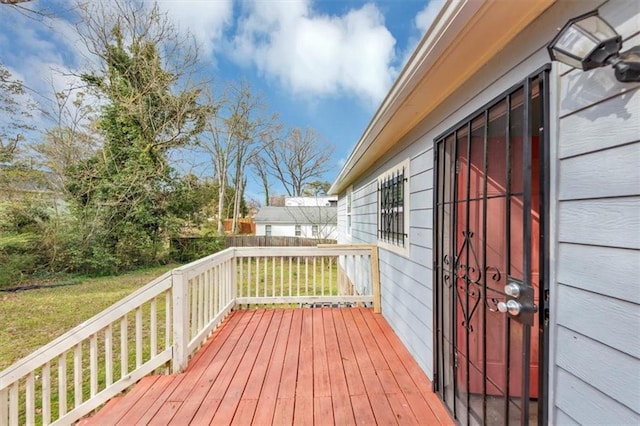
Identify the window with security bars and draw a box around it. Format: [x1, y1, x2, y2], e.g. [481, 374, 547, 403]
[378, 163, 408, 248]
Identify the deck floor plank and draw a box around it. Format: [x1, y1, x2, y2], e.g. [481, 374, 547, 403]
[190, 310, 267, 424]
[331, 309, 366, 397]
[341, 309, 398, 424]
[81, 308, 451, 426]
[208, 310, 275, 425]
[252, 309, 293, 423]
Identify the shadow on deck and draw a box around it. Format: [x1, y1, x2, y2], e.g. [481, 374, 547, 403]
[81, 308, 452, 425]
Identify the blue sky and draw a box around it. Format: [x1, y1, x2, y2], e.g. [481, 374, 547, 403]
[0, 0, 442, 201]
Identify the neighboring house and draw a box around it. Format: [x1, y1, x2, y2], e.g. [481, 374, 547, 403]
[284, 195, 338, 207]
[330, 1, 640, 425]
[254, 205, 337, 239]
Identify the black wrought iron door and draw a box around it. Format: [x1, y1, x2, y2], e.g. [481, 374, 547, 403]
[433, 69, 549, 426]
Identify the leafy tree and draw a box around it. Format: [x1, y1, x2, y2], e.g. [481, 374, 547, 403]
[64, 1, 210, 273]
[302, 180, 331, 196]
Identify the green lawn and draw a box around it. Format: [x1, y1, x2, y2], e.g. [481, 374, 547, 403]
[0, 264, 176, 372]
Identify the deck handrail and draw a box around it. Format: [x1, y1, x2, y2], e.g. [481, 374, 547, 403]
[0, 244, 379, 425]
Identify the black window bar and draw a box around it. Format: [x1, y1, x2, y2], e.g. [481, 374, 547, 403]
[378, 167, 407, 246]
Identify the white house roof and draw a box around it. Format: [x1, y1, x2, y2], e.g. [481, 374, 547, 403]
[254, 206, 337, 225]
[329, 0, 555, 195]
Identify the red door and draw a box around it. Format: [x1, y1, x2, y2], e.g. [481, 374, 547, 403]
[435, 72, 546, 425]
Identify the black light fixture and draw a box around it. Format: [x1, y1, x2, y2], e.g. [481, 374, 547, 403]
[548, 11, 640, 82]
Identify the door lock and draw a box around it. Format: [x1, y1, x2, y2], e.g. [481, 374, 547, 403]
[498, 300, 522, 316]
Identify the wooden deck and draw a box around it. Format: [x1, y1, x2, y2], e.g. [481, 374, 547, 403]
[81, 308, 452, 425]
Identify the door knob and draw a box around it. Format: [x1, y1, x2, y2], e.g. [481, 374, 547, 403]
[497, 300, 522, 316]
[504, 282, 521, 298]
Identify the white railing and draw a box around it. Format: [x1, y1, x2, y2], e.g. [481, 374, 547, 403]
[0, 245, 379, 425]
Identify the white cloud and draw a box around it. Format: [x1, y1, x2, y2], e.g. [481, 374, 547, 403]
[415, 0, 445, 35]
[400, 0, 445, 67]
[156, 0, 234, 58]
[230, 0, 396, 104]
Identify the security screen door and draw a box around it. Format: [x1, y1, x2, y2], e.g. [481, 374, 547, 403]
[433, 68, 549, 426]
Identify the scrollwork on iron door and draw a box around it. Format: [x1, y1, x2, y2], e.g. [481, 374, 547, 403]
[443, 230, 503, 332]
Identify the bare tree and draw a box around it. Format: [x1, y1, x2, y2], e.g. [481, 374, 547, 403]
[200, 81, 278, 233]
[260, 127, 335, 197]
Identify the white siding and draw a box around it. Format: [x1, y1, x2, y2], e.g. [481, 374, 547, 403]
[255, 223, 337, 239]
[551, 1, 640, 423]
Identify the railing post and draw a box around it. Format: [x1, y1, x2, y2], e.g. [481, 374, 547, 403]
[370, 245, 381, 313]
[172, 269, 189, 373]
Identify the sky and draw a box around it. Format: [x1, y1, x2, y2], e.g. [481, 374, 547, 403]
[0, 0, 443, 202]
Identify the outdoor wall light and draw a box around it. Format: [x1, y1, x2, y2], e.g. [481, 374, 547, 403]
[548, 11, 640, 82]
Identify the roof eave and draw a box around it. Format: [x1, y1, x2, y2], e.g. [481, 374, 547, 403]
[329, 0, 555, 195]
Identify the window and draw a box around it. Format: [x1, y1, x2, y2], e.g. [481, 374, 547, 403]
[295, 224, 301, 236]
[312, 225, 319, 237]
[265, 224, 272, 236]
[378, 159, 410, 253]
[346, 186, 353, 236]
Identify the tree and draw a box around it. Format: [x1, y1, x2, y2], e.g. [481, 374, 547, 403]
[260, 127, 335, 197]
[0, 63, 36, 165]
[64, 0, 210, 273]
[200, 81, 278, 233]
[302, 180, 331, 196]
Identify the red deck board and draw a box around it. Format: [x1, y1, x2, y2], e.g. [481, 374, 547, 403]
[230, 398, 258, 425]
[278, 309, 302, 399]
[252, 309, 293, 422]
[190, 310, 267, 424]
[83, 308, 452, 425]
[350, 394, 376, 425]
[331, 309, 366, 396]
[273, 398, 295, 424]
[99, 375, 159, 423]
[116, 375, 176, 425]
[312, 309, 332, 398]
[242, 309, 282, 400]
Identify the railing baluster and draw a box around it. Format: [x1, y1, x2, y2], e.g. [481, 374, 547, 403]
[136, 306, 143, 368]
[239, 257, 244, 300]
[190, 278, 197, 339]
[321, 257, 325, 296]
[105, 324, 113, 387]
[214, 265, 220, 314]
[247, 258, 252, 305]
[74, 343, 82, 407]
[313, 257, 317, 297]
[297, 257, 301, 297]
[58, 353, 66, 417]
[305, 258, 309, 296]
[198, 273, 205, 330]
[42, 361, 51, 425]
[165, 291, 171, 351]
[151, 297, 157, 357]
[255, 257, 260, 298]
[90, 333, 98, 397]
[26, 371, 35, 425]
[0, 385, 7, 425]
[280, 257, 284, 298]
[330, 257, 334, 295]
[121, 315, 128, 377]
[272, 257, 276, 298]
[204, 270, 210, 323]
[8, 382, 18, 426]
[264, 257, 267, 298]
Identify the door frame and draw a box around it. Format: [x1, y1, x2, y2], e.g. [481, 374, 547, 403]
[432, 65, 551, 425]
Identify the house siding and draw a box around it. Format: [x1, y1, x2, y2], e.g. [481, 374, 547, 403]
[551, 1, 640, 423]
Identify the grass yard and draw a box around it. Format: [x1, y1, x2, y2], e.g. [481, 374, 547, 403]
[0, 264, 175, 372]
